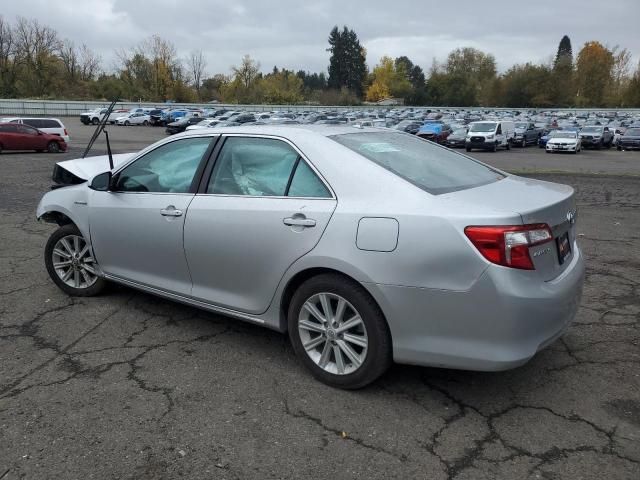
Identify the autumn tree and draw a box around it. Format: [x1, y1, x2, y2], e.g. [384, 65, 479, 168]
[441, 47, 497, 106]
[327, 26, 367, 97]
[575, 41, 614, 106]
[187, 49, 207, 100]
[366, 56, 411, 102]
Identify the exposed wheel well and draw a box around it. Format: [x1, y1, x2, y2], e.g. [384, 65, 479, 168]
[39, 211, 75, 227]
[279, 267, 384, 332]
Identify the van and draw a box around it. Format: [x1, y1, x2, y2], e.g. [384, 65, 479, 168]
[465, 120, 514, 152]
[0, 117, 70, 143]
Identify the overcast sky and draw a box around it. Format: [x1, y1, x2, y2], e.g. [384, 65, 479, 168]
[3, 0, 639, 76]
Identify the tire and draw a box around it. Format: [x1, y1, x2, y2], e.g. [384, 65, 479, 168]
[506, 141, 511, 151]
[47, 141, 60, 153]
[0, 143, 3, 154]
[596, 141, 602, 150]
[617, 146, 622, 151]
[44, 224, 106, 297]
[465, 147, 471, 152]
[124, 120, 130, 126]
[288, 274, 392, 389]
[546, 150, 551, 154]
[143, 120, 149, 126]
[92, 117, 100, 125]
[606, 141, 612, 149]
[520, 137, 526, 148]
[492, 142, 497, 152]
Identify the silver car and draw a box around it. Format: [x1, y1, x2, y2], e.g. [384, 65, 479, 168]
[37, 126, 585, 388]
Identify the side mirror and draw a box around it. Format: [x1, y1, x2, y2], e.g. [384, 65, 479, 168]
[89, 171, 112, 191]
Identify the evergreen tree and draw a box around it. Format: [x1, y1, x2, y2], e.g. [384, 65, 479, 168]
[327, 25, 367, 97]
[552, 35, 574, 106]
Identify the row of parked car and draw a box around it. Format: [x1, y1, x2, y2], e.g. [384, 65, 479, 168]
[0, 116, 70, 154]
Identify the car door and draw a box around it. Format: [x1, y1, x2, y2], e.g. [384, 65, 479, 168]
[184, 135, 337, 314]
[88, 136, 216, 295]
[0, 124, 20, 149]
[16, 124, 43, 150]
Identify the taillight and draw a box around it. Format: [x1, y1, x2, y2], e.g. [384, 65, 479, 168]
[464, 224, 553, 270]
[64, 129, 68, 136]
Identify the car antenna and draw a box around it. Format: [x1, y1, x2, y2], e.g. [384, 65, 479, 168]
[104, 129, 114, 170]
[82, 98, 118, 161]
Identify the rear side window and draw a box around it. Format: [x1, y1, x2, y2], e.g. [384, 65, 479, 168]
[0, 124, 17, 132]
[330, 131, 504, 195]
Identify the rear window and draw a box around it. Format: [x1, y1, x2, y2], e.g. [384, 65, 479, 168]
[330, 131, 504, 195]
[23, 119, 61, 128]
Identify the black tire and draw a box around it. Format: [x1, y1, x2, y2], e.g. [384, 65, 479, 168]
[492, 142, 497, 152]
[288, 274, 392, 389]
[92, 117, 100, 125]
[44, 224, 107, 297]
[506, 141, 511, 151]
[465, 146, 471, 152]
[617, 145, 622, 151]
[143, 120, 149, 126]
[606, 141, 612, 149]
[0, 143, 3, 154]
[124, 120, 130, 126]
[596, 141, 602, 150]
[520, 137, 526, 148]
[47, 141, 60, 153]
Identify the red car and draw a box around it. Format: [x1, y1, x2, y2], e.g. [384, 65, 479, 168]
[0, 122, 67, 153]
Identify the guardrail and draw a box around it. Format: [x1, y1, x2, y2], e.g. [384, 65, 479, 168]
[1, 99, 639, 117]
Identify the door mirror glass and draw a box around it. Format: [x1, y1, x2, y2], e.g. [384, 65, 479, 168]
[89, 171, 112, 191]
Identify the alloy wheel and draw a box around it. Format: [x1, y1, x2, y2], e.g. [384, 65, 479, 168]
[298, 292, 368, 375]
[51, 234, 98, 289]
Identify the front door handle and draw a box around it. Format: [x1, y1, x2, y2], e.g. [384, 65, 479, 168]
[160, 205, 183, 217]
[283, 214, 316, 228]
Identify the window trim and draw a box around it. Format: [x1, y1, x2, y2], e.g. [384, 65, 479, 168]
[110, 135, 219, 195]
[197, 134, 336, 200]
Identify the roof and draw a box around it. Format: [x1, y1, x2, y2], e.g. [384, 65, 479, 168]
[172, 124, 387, 141]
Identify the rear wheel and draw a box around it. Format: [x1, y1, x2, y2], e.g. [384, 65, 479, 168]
[92, 117, 99, 125]
[44, 224, 106, 297]
[288, 274, 392, 389]
[47, 141, 60, 153]
[465, 146, 471, 152]
[143, 120, 149, 126]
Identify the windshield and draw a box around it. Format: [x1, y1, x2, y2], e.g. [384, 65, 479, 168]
[515, 122, 528, 129]
[581, 126, 603, 133]
[551, 131, 577, 138]
[469, 122, 497, 133]
[330, 131, 504, 195]
[452, 129, 467, 135]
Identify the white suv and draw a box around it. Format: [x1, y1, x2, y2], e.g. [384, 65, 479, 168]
[1, 117, 70, 143]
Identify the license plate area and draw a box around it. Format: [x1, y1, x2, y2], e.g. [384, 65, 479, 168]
[556, 232, 571, 264]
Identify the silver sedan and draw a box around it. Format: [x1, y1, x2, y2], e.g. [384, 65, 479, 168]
[37, 125, 584, 388]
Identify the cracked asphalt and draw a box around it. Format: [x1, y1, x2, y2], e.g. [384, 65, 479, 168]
[0, 120, 639, 479]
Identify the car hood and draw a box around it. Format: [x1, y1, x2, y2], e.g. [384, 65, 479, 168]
[56, 153, 135, 180]
[547, 137, 577, 144]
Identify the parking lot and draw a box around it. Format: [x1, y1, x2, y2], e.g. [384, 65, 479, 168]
[1, 119, 639, 479]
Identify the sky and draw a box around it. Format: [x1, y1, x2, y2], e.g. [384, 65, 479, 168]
[2, 0, 639, 76]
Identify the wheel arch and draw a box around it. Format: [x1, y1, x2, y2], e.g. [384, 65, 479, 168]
[39, 210, 76, 227]
[278, 266, 388, 335]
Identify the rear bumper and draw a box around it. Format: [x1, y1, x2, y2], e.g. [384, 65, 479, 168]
[365, 241, 585, 371]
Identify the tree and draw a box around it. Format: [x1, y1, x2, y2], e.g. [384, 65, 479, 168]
[442, 47, 497, 105]
[608, 46, 632, 106]
[327, 25, 367, 97]
[366, 56, 411, 102]
[0, 15, 17, 96]
[575, 41, 614, 106]
[622, 61, 640, 107]
[552, 35, 574, 106]
[395, 56, 427, 105]
[187, 49, 207, 100]
[261, 69, 303, 104]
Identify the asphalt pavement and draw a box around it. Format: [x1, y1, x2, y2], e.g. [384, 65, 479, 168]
[0, 119, 638, 479]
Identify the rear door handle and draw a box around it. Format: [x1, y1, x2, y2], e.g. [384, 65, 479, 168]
[160, 206, 183, 217]
[283, 215, 316, 228]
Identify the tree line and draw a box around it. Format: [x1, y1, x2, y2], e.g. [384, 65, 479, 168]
[0, 16, 638, 107]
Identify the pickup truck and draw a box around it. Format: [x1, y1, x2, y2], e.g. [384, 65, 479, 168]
[80, 108, 130, 125]
[579, 125, 614, 149]
[513, 122, 543, 147]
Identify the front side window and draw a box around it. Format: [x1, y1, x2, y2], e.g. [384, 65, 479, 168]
[18, 125, 38, 135]
[331, 131, 504, 195]
[114, 137, 212, 193]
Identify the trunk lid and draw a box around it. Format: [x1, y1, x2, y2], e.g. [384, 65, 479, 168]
[439, 175, 578, 281]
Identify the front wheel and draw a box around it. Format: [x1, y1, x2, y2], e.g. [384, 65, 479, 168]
[92, 117, 100, 125]
[124, 120, 130, 126]
[506, 141, 511, 151]
[44, 224, 106, 296]
[288, 274, 392, 389]
[47, 141, 60, 153]
[143, 120, 149, 126]
[465, 146, 471, 152]
[520, 137, 526, 148]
